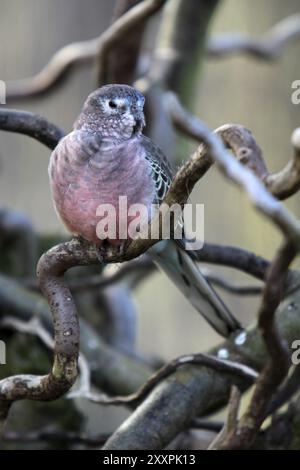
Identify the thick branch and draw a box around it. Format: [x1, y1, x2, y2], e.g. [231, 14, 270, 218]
[0, 269, 153, 396]
[196, 242, 270, 281]
[0, 109, 64, 149]
[102, 285, 300, 449]
[201, 268, 263, 296]
[99, 0, 151, 85]
[0, 240, 94, 430]
[263, 128, 300, 200]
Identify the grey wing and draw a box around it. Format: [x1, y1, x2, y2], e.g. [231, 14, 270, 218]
[139, 135, 173, 204]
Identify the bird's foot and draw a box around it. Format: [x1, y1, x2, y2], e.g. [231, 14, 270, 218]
[96, 240, 130, 264]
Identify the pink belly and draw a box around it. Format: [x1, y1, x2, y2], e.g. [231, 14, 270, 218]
[50, 149, 155, 245]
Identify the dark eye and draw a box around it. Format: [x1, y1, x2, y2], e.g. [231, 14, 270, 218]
[108, 100, 117, 109]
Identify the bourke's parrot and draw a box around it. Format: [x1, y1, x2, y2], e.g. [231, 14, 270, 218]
[49, 84, 241, 337]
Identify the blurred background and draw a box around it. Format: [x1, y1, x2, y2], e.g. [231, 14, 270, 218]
[0, 0, 300, 443]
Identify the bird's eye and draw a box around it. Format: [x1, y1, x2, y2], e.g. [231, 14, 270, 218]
[108, 100, 117, 109]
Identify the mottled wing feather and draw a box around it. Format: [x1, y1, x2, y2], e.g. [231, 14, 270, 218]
[139, 135, 173, 204]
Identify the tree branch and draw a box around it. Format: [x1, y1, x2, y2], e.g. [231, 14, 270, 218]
[0, 239, 95, 432]
[72, 353, 257, 407]
[208, 13, 300, 60]
[98, 0, 152, 85]
[5, 0, 167, 101]
[0, 270, 153, 396]
[0, 109, 64, 149]
[221, 241, 297, 449]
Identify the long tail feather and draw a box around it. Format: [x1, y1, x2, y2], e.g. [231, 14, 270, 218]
[149, 240, 241, 337]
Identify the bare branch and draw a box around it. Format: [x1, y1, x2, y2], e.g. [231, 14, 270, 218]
[99, 0, 151, 85]
[2, 428, 110, 447]
[0, 269, 153, 397]
[196, 242, 270, 281]
[0, 315, 91, 401]
[166, 93, 300, 244]
[73, 353, 258, 407]
[5, 0, 167, 101]
[263, 128, 300, 200]
[208, 14, 300, 60]
[201, 268, 263, 296]
[22, 256, 155, 292]
[0, 109, 64, 149]
[0, 238, 100, 430]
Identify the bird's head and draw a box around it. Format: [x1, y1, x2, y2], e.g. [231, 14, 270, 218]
[74, 84, 146, 140]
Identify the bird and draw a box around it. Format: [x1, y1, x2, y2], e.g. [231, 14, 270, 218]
[49, 84, 241, 337]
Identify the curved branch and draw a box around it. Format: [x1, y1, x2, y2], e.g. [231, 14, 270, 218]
[5, 0, 167, 101]
[201, 268, 263, 296]
[0, 269, 153, 397]
[208, 14, 300, 60]
[169, 94, 300, 201]
[263, 128, 300, 200]
[0, 109, 64, 149]
[197, 242, 270, 281]
[165, 93, 300, 244]
[0, 238, 100, 429]
[73, 353, 258, 406]
[22, 256, 156, 292]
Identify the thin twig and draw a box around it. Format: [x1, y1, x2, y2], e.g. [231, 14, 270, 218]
[201, 268, 263, 296]
[21, 256, 156, 292]
[75, 353, 257, 407]
[196, 242, 270, 281]
[0, 109, 64, 149]
[208, 14, 300, 60]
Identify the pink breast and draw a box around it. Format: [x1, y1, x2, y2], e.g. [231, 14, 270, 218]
[49, 136, 155, 245]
